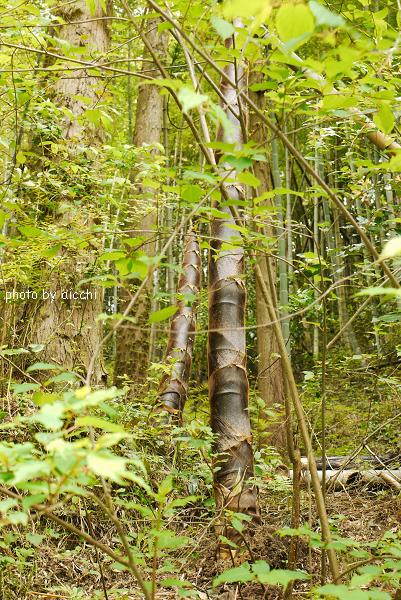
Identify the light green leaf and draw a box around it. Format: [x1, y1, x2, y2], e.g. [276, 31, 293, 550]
[213, 563, 253, 586]
[211, 16, 235, 39]
[12, 460, 51, 485]
[149, 306, 178, 324]
[309, 1, 344, 26]
[12, 383, 40, 395]
[322, 94, 357, 111]
[34, 402, 65, 430]
[18, 225, 45, 238]
[222, 0, 271, 20]
[237, 171, 260, 187]
[76, 416, 125, 433]
[158, 475, 173, 498]
[87, 451, 128, 482]
[356, 287, 401, 297]
[373, 104, 395, 135]
[27, 362, 62, 373]
[177, 87, 208, 113]
[152, 529, 190, 550]
[381, 237, 401, 260]
[276, 3, 315, 49]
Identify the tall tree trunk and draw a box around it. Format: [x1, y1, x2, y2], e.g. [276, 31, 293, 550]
[114, 20, 167, 385]
[29, 0, 110, 383]
[209, 22, 259, 542]
[158, 229, 201, 420]
[249, 75, 286, 452]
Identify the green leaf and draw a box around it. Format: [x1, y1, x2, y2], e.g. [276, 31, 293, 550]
[158, 475, 173, 498]
[26, 532, 45, 547]
[153, 529, 190, 550]
[211, 16, 235, 39]
[32, 391, 58, 406]
[237, 171, 260, 187]
[381, 237, 401, 259]
[309, 1, 344, 27]
[373, 104, 395, 135]
[254, 564, 310, 586]
[181, 184, 203, 204]
[276, 3, 315, 49]
[76, 416, 125, 433]
[34, 402, 65, 430]
[356, 287, 401, 297]
[11, 383, 40, 395]
[46, 372, 78, 384]
[27, 362, 62, 373]
[213, 563, 253, 586]
[149, 306, 178, 324]
[322, 94, 357, 111]
[87, 451, 128, 482]
[177, 87, 208, 113]
[12, 461, 51, 485]
[18, 225, 45, 238]
[222, 0, 271, 20]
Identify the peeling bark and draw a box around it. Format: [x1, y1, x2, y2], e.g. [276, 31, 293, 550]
[208, 21, 259, 538]
[158, 229, 201, 419]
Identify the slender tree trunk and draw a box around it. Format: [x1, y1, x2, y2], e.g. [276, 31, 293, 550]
[249, 75, 286, 452]
[209, 22, 259, 543]
[158, 229, 201, 420]
[272, 135, 291, 352]
[114, 21, 167, 385]
[29, 0, 110, 383]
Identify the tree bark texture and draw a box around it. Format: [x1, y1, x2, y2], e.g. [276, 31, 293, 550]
[114, 19, 167, 385]
[249, 71, 286, 453]
[209, 22, 259, 537]
[158, 229, 201, 419]
[29, 0, 110, 383]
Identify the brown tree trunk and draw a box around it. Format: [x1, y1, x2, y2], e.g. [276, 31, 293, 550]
[249, 72, 286, 453]
[158, 229, 201, 420]
[114, 20, 167, 386]
[29, 0, 110, 383]
[209, 22, 259, 544]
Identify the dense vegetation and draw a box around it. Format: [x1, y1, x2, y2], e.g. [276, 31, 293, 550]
[1, 0, 401, 598]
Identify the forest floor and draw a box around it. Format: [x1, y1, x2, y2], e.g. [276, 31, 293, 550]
[5, 486, 400, 600]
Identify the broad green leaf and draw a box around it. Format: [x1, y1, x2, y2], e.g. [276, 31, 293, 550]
[213, 563, 253, 586]
[46, 372, 78, 384]
[26, 532, 45, 546]
[12, 383, 40, 395]
[76, 416, 125, 433]
[149, 306, 178, 324]
[211, 16, 235, 40]
[152, 529, 190, 550]
[381, 237, 401, 259]
[98, 251, 126, 261]
[181, 184, 203, 204]
[32, 391, 58, 407]
[87, 451, 128, 482]
[356, 287, 401, 297]
[177, 87, 208, 113]
[222, 0, 271, 21]
[322, 94, 357, 111]
[237, 171, 260, 187]
[374, 104, 395, 135]
[12, 460, 51, 485]
[34, 402, 65, 430]
[27, 362, 62, 373]
[18, 225, 45, 238]
[309, 1, 344, 27]
[158, 475, 173, 498]
[276, 3, 315, 49]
